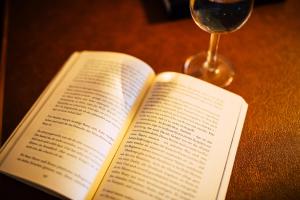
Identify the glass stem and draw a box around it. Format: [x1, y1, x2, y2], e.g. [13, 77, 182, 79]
[205, 33, 220, 71]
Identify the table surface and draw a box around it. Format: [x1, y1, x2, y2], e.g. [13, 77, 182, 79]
[1, 0, 299, 199]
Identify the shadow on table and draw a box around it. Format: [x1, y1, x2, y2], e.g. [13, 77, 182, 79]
[140, 0, 190, 24]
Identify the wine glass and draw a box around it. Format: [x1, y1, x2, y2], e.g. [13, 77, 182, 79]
[184, 0, 254, 87]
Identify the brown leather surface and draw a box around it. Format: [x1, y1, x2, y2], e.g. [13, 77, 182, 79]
[1, 0, 299, 199]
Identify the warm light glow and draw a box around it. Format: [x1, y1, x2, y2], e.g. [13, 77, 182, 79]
[157, 72, 174, 82]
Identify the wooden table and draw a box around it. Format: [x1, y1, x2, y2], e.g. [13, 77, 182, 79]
[1, 0, 299, 199]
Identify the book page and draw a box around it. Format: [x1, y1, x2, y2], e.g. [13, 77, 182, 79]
[0, 51, 155, 200]
[94, 72, 247, 200]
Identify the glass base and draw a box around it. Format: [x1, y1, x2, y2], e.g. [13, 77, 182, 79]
[183, 52, 234, 87]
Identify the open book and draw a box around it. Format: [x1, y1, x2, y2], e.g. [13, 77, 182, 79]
[0, 51, 247, 200]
